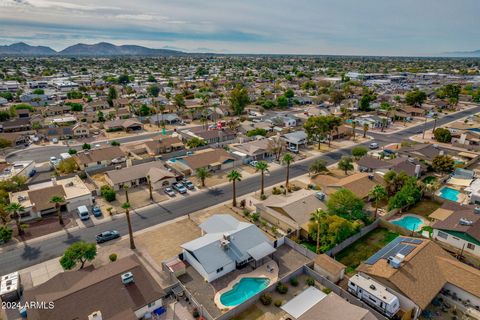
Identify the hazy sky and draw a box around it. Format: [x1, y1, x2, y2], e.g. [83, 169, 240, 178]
[0, 0, 479, 55]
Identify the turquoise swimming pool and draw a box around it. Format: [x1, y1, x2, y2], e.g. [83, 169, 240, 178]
[392, 216, 423, 231]
[220, 277, 270, 307]
[439, 187, 461, 202]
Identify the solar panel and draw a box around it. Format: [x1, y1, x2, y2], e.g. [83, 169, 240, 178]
[398, 245, 416, 256]
[364, 237, 402, 265]
[364, 237, 422, 265]
[398, 237, 423, 244]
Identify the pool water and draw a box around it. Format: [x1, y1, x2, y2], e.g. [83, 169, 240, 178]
[392, 216, 423, 231]
[220, 277, 270, 307]
[439, 187, 461, 202]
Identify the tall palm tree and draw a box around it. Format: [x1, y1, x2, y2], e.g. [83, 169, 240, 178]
[157, 103, 166, 129]
[363, 123, 369, 138]
[50, 195, 65, 226]
[195, 168, 210, 187]
[310, 209, 327, 253]
[431, 114, 439, 133]
[6, 202, 25, 236]
[282, 153, 294, 189]
[122, 202, 136, 250]
[227, 170, 242, 207]
[368, 185, 387, 219]
[255, 161, 269, 196]
[147, 175, 153, 201]
[123, 185, 129, 203]
[351, 120, 356, 141]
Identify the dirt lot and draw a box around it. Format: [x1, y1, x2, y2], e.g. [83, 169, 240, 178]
[96, 186, 169, 215]
[135, 218, 202, 264]
[190, 171, 229, 188]
[14, 212, 78, 241]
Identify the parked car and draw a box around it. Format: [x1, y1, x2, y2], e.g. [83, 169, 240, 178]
[287, 146, 299, 154]
[182, 180, 195, 190]
[164, 187, 176, 197]
[92, 206, 102, 217]
[96, 230, 120, 243]
[249, 160, 259, 167]
[77, 205, 90, 221]
[369, 142, 379, 150]
[28, 169, 36, 178]
[173, 182, 187, 194]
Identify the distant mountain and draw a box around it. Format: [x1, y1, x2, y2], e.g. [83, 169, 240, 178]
[58, 42, 184, 56]
[0, 42, 57, 55]
[444, 49, 480, 57]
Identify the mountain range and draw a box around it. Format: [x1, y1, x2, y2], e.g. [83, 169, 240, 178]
[0, 42, 184, 56]
[443, 49, 480, 57]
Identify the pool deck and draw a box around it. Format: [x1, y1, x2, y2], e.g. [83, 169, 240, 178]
[214, 261, 279, 311]
[389, 213, 429, 231]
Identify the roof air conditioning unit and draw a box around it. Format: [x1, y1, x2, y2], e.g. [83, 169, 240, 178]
[459, 218, 474, 226]
[474, 207, 480, 214]
[88, 311, 103, 320]
[121, 272, 134, 285]
[387, 256, 402, 269]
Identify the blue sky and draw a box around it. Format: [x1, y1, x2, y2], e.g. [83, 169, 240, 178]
[0, 0, 479, 55]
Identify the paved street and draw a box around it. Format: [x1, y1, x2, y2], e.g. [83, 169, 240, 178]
[0, 106, 479, 274]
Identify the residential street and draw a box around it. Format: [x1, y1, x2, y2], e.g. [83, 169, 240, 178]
[0, 105, 478, 275]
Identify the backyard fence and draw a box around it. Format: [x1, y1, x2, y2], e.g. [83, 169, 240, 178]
[284, 236, 318, 260]
[326, 219, 380, 257]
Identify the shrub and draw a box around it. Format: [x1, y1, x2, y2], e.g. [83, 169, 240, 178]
[109, 253, 118, 262]
[306, 277, 315, 286]
[276, 282, 288, 294]
[322, 288, 332, 294]
[274, 300, 283, 307]
[240, 199, 246, 208]
[272, 187, 282, 195]
[0, 226, 13, 243]
[260, 293, 272, 305]
[100, 185, 116, 202]
[251, 213, 260, 222]
[260, 194, 267, 200]
[192, 308, 200, 318]
[242, 209, 250, 217]
[290, 277, 299, 287]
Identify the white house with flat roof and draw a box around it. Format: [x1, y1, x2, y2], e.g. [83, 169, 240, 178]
[181, 215, 276, 282]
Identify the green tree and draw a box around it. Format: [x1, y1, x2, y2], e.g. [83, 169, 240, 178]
[50, 195, 65, 225]
[433, 128, 452, 143]
[368, 185, 387, 218]
[304, 116, 328, 150]
[437, 84, 461, 106]
[0, 138, 12, 149]
[107, 86, 117, 107]
[59, 241, 97, 270]
[147, 84, 160, 98]
[82, 143, 91, 150]
[351, 146, 368, 159]
[0, 225, 13, 243]
[309, 159, 328, 176]
[246, 128, 267, 137]
[57, 158, 78, 174]
[387, 179, 422, 211]
[195, 168, 211, 187]
[173, 94, 186, 111]
[100, 185, 116, 202]
[327, 188, 365, 221]
[68, 148, 77, 155]
[122, 202, 136, 250]
[186, 137, 206, 148]
[0, 111, 10, 121]
[310, 209, 327, 253]
[276, 95, 288, 108]
[284, 89, 294, 99]
[6, 202, 25, 236]
[405, 89, 427, 106]
[282, 153, 294, 188]
[432, 155, 455, 174]
[363, 123, 369, 138]
[338, 156, 354, 175]
[227, 170, 242, 207]
[255, 161, 269, 196]
[110, 141, 120, 146]
[117, 74, 130, 85]
[229, 84, 250, 115]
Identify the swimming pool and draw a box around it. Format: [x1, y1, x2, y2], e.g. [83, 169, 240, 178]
[219, 277, 270, 307]
[439, 187, 461, 202]
[392, 216, 423, 231]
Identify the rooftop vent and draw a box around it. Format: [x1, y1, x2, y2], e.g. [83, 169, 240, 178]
[220, 239, 230, 250]
[474, 207, 480, 214]
[459, 218, 474, 226]
[369, 284, 376, 290]
[88, 311, 103, 320]
[121, 272, 134, 285]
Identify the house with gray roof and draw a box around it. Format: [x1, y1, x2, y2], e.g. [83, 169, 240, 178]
[281, 130, 308, 151]
[181, 214, 276, 282]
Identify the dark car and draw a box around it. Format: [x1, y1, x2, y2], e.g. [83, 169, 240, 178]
[92, 206, 102, 217]
[96, 230, 120, 243]
[182, 180, 195, 190]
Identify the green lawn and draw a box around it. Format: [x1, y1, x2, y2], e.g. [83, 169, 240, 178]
[408, 200, 442, 217]
[232, 305, 264, 320]
[422, 176, 437, 185]
[335, 228, 399, 274]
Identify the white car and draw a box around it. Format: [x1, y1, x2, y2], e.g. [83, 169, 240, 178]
[249, 160, 259, 167]
[369, 142, 379, 150]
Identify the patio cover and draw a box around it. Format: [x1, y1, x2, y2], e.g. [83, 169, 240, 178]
[247, 242, 276, 261]
[281, 286, 327, 319]
[429, 208, 454, 221]
[458, 151, 478, 159]
[447, 177, 473, 187]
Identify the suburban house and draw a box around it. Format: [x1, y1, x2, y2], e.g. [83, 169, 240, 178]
[316, 173, 385, 199]
[181, 215, 276, 282]
[354, 115, 390, 129]
[400, 106, 426, 117]
[281, 286, 376, 320]
[150, 113, 181, 125]
[74, 146, 126, 170]
[229, 138, 274, 162]
[22, 256, 166, 320]
[105, 161, 177, 190]
[171, 148, 239, 175]
[357, 237, 480, 319]
[38, 126, 74, 141]
[357, 156, 426, 178]
[72, 122, 90, 138]
[0, 118, 32, 132]
[181, 128, 237, 146]
[0, 132, 29, 146]
[255, 189, 327, 237]
[0, 160, 36, 182]
[430, 202, 480, 258]
[104, 118, 143, 132]
[9, 176, 93, 221]
[397, 143, 450, 162]
[281, 130, 308, 151]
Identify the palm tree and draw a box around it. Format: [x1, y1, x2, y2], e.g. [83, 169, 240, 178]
[122, 202, 136, 250]
[123, 185, 129, 203]
[147, 175, 153, 201]
[368, 185, 387, 219]
[431, 114, 439, 133]
[157, 103, 166, 129]
[282, 153, 294, 189]
[195, 168, 210, 187]
[310, 209, 327, 253]
[0, 205, 10, 225]
[50, 195, 65, 226]
[351, 120, 356, 141]
[255, 161, 269, 196]
[363, 123, 369, 138]
[227, 170, 242, 207]
[6, 202, 25, 236]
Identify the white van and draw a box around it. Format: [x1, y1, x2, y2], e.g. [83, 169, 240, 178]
[77, 206, 90, 221]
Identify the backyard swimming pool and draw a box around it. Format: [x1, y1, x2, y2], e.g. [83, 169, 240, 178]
[438, 187, 461, 202]
[391, 215, 424, 231]
[219, 277, 270, 307]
